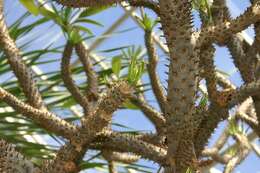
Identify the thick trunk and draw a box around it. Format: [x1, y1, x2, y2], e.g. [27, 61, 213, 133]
[159, 0, 198, 172]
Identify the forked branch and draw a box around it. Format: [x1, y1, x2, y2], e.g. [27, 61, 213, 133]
[198, 1, 260, 46]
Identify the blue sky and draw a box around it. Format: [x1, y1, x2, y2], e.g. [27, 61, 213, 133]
[3, 0, 260, 172]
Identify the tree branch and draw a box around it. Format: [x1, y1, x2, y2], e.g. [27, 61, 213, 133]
[251, 142, 260, 157]
[75, 42, 99, 102]
[127, 0, 160, 14]
[199, 45, 218, 101]
[194, 78, 258, 154]
[130, 95, 166, 134]
[102, 150, 140, 164]
[159, 0, 198, 171]
[202, 148, 231, 164]
[45, 81, 134, 172]
[236, 98, 260, 137]
[145, 30, 167, 114]
[93, 131, 167, 164]
[228, 79, 260, 108]
[194, 1, 232, 158]
[194, 104, 229, 157]
[0, 139, 41, 173]
[61, 42, 89, 109]
[54, 0, 124, 7]
[197, 2, 260, 47]
[133, 132, 166, 147]
[55, 0, 159, 13]
[216, 72, 236, 90]
[201, 132, 257, 169]
[227, 34, 255, 82]
[108, 161, 117, 173]
[0, 87, 77, 139]
[247, 0, 260, 77]
[0, 1, 45, 109]
[224, 133, 251, 173]
[214, 1, 260, 134]
[213, 0, 254, 83]
[201, 124, 231, 164]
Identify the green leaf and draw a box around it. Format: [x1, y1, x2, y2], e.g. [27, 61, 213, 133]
[74, 25, 93, 35]
[136, 61, 145, 80]
[62, 97, 76, 108]
[186, 167, 194, 173]
[79, 6, 110, 18]
[228, 118, 242, 135]
[192, 0, 213, 24]
[80, 162, 106, 169]
[74, 18, 103, 27]
[122, 101, 139, 110]
[68, 28, 82, 44]
[199, 94, 208, 108]
[19, 0, 39, 16]
[38, 5, 57, 20]
[138, 14, 158, 31]
[112, 56, 122, 77]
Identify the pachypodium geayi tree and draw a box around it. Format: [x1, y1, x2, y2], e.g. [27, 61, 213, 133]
[0, 0, 260, 173]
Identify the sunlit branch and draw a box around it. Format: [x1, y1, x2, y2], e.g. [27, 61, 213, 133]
[198, 2, 260, 47]
[227, 34, 255, 82]
[199, 45, 218, 101]
[251, 142, 260, 157]
[202, 132, 257, 169]
[55, 0, 159, 13]
[92, 131, 167, 164]
[159, 0, 197, 171]
[216, 72, 236, 90]
[0, 87, 77, 139]
[102, 150, 140, 164]
[46, 81, 133, 172]
[0, 1, 45, 109]
[236, 98, 260, 137]
[224, 133, 251, 173]
[108, 161, 117, 173]
[228, 79, 260, 107]
[130, 95, 165, 134]
[202, 148, 231, 164]
[194, 104, 229, 157]
[145, 30, 167, 114]
[127, 0, 160, 14]
[214, 0, 256, 83]
[75, 42, 99, 102]
[201, 124, 231, 164]
[61, 42, 89, 109]
[134, 133, 166, 147]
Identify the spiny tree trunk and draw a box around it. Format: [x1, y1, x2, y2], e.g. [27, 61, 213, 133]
[0, 0, 260, 173]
